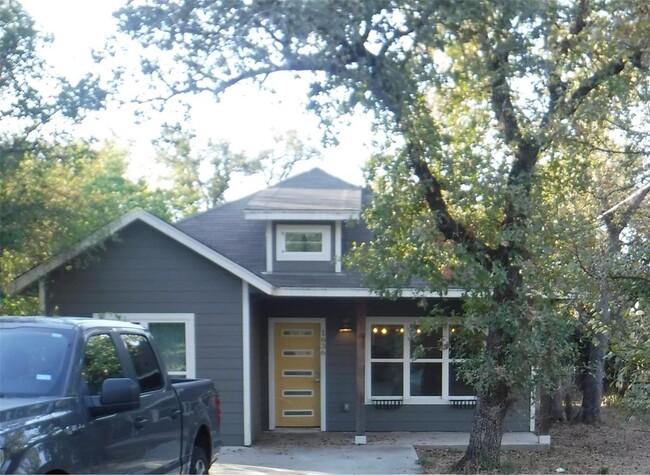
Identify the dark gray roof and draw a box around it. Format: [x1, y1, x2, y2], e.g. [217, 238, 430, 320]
[176, 168, 373, 289]
[273, 168, 360, 190]
[245, 168, 362, 217]
[245, 188, 361, 214]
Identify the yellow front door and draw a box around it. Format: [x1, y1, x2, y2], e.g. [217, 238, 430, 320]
[274, 321, 321, 427]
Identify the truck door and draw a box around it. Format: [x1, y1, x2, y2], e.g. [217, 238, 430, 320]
[78, 332, 145, 473]
[119, 332, 183, 473]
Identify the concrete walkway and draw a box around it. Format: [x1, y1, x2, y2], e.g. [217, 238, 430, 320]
[211, 431, 547, 474]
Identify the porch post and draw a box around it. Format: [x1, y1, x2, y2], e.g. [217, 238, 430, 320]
[537, 388, 552, 444]
[355, 299, 367, 445]
[242, 282, 252, 446]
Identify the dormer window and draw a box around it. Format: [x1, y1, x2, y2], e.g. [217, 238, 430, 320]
[277, 224, 331, 261]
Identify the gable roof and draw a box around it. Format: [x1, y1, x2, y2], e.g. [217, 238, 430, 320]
[176, 167, 368, 279]
[7, 209, 274, 296]
[8, 168, 464, 299]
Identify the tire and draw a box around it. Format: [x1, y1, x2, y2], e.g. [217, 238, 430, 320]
[189, 446, 209, 475]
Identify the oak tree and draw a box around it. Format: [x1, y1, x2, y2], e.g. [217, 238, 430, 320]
[116, 0, 650, 469]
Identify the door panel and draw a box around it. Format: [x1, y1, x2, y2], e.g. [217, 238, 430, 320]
[119, 333, 182, 473]
[274, 322, 321, 427]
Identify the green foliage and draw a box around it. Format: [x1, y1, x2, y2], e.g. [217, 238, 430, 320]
[611, 301, 650, 416]
[115, 0, 650, 466]
[0, 0, 105, 138]
[0, 139, 176, 314]
[153, 124, 320, 217]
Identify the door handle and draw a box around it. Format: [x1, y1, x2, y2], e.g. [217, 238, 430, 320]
[171, 409, 181, 419]
[134, 416, 148, 429]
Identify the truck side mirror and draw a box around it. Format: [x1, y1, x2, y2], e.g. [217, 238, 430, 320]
[89, 378, 141, 417]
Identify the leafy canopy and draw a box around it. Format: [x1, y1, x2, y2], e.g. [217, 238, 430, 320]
[115, 0, 650, 466]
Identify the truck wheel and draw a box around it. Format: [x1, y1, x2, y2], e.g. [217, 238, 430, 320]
[190, 446, 209, 474]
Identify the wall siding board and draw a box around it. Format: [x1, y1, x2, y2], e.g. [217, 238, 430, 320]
[46, 221, 247, 446]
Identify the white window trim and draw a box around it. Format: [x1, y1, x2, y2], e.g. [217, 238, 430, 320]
[94, 312, 196, 379]
[276, 224, 332, 262]
[365, 317, 476, 405]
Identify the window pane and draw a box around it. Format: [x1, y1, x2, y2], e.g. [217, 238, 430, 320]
[371, 362, 403, 396]
[149, 323, 186, 373]
[285, 232, 323, 252]
[449, 362, 476, 396]
[121, 334, 164, 392]
[371, 325, 404, 358]
[82, 334, 124, 395]
[0, 328, 72, 397]
[410, 362, 442, 396]
[411, 327, 443, 359]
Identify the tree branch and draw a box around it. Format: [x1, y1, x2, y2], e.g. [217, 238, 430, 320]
[548, 0, 589, 116]
[547, 49, 645, 128]
[604, 181, 650, 227]
[407, 149, 497, 271]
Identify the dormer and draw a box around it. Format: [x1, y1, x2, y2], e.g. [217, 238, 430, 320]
[244, 169, 362, 274]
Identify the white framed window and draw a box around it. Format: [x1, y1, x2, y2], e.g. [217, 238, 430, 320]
[366, 318, 477, 404]
[276, 224, 332, 261]
[94, 313, 196, 379]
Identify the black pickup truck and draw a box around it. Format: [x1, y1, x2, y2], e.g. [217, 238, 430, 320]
[0, 317, 221, 474]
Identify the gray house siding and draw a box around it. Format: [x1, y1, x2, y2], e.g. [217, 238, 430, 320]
[325, 318, 357, 431]
[45, 221, 247, 445]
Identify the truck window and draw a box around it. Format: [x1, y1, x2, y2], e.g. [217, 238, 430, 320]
[120, 334, 164, 393]
[82, 334, 125, 395]
[0, 327, 72, 397]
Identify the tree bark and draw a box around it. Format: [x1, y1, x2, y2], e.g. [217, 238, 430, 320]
[452, 381, 511, 472]
[579, 291, 611, 424]
[580, 341, 605, 423]
[550, 386, 565, 422]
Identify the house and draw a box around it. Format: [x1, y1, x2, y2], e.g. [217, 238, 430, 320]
[7, 168, 533, 446]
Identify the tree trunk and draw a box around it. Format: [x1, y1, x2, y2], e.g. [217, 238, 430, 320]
[550, 384, 566, 422]
[452, 381, 511, 472]
[564, 387, 575, 422]
[580, 291, 611, 424]
[580, 332, 607, 423]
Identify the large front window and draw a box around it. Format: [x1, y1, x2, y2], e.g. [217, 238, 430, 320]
[367, 319, 476, 404]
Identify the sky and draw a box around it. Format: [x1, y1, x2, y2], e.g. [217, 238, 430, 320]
[19, 0, 373, 201]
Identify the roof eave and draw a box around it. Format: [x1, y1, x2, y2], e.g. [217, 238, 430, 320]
[270, 287, 466, 298]
[244, 210, 360, 221]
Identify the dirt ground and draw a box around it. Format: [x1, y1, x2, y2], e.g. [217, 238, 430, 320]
[416, 406, 650, 474]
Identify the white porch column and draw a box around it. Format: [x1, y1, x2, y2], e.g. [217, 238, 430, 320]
[242, 282, 252, 446]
